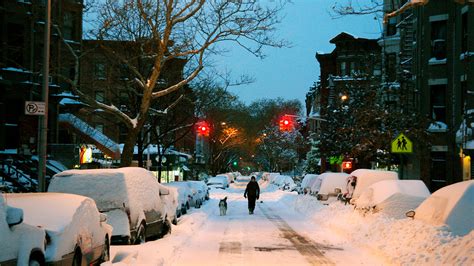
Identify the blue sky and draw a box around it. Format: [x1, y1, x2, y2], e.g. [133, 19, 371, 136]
[212, 0, 382, 106]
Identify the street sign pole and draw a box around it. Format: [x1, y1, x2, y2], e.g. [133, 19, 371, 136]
[38, 0, 51, 192]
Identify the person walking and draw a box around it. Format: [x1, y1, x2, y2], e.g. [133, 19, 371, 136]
[244, 176, 260, 214]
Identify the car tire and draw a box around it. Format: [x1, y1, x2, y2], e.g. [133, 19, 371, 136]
[163, 219, 172, 236]
[28, 252, 44, 266]
[135, 223, 146, 245]
[172, 216, 178, 225]
[100, 236, 110, 263]
[72, 248, 82, 266]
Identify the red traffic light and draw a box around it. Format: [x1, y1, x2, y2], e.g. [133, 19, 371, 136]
[279, 116, 293, 131]
[197, 121, 210, 136]
[342, 161, 352, 170]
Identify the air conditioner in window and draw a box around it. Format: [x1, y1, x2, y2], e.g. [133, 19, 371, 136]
[432, 39, 446, 60]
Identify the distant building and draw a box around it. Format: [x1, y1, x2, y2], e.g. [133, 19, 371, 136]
[306, 33, 382, 171]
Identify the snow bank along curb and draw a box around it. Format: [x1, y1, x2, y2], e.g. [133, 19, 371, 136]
[282, 192, 473, 265]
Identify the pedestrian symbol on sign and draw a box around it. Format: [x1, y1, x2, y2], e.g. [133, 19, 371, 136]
[391, 133, 413, 153]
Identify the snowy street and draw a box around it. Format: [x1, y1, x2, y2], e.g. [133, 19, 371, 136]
[105, 179, 386, 266]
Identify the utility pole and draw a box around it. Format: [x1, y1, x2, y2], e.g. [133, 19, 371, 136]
[38, 0, 51, 192]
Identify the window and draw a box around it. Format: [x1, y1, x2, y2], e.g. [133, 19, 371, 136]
[95, 91, 105, 103]
[461, 12, 468, 54]
[461, 81, 467, 115]
[430, 85, 446, 122]
[349, 62, 356, 75]
[340, 62, 346, 76]
[386, 53, 397, 82]
[386, 17, 397, 36]
[95, 62, 106, 80]
[430, 20, 447, 59]
[431, 152, 447, 192]
[119, 91, 129, 111]
[63, 12, 75, 40]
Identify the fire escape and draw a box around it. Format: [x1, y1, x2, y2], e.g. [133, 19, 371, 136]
[398, 10, 417, 112]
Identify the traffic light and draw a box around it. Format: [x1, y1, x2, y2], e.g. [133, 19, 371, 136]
[233, 161, 238, 166]
[279, 116, 293, 131]
[342, 160, 352, 170]
[197, 121, 210, 136]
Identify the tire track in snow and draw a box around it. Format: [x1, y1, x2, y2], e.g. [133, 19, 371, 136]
[259, 203, 335, 265]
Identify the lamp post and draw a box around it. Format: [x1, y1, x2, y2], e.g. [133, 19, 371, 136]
[38, 0, 51, 192]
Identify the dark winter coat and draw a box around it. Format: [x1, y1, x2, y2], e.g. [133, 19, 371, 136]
[244, 181, 260, 199]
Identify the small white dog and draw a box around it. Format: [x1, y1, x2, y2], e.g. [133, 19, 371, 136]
[219, 197, 227, 216]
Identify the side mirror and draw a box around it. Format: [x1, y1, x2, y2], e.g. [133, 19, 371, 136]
[406, 210, 416, 219]
[99, 213, 107, 223]
[6, 206, 23, 227]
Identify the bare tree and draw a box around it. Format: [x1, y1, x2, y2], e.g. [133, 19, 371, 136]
[331, 0, 383, 18]
[71, 0, 289, 166]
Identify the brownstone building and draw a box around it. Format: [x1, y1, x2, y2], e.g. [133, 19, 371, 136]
[0, 0, 83, 154]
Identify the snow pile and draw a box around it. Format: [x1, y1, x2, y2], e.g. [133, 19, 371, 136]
[350, 169, 398, 200]
[355, 180, 430, 218]
[414, 180, 474, 236]
[288, 195, 473, 265]
[318, 172, 349, 195]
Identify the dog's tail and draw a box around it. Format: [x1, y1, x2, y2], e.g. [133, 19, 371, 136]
[223, 196, 227, 201]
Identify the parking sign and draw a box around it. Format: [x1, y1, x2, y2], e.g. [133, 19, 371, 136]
[25, 101, 46, 115]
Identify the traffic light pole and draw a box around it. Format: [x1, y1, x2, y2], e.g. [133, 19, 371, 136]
[38, 0, 51, 192]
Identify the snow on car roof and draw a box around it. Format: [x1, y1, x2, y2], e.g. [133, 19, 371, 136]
[356, 180, 430, 208]
[415, 180, 474, 236]
[5, 192, 96, 233]
[49, 167, 162, 218]
[350, 169, 398, 199]
[318, 172, 349, 195]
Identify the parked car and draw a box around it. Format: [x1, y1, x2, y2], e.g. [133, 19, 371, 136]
[187, 180, 209, 202]
[165, 182, 193, 212]
[164, 184, 188, 216]
[159, 185, 179, 225]
[300, 174, 319, 194]
[317, 173, 350, 200]
[0, 194, 46, 266]
[407, 180, 474, 236]
[5, 193, 111, 265]
[350, 169, 398, 201]
[214, 175, 230, 188]
[355, 180, 430, 218]
[206, 176, 227, 189]
[166, 182, 200, 208]
[271, 175, 297, 191]
[48, 167, 172, 245]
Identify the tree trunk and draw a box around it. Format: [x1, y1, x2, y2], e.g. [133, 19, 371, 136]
[121, 127, 141, 167]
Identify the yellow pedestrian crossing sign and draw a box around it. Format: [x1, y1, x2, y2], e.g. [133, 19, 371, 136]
[391, 133, 413, 153]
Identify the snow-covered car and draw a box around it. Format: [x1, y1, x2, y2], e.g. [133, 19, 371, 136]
[187, 180, 209, 202]
[214, 175, 230, 188]
[48, 167, 172, 245]
[165, 182, 193, 212]
[159, 185, 179, 225]
[350, 169, 398, 200]
[0, 193, 46, 265]
[271, 175, 297, 191]
[407, 180, 474, 236]
[5, 193, 111, 265]
[317, 172, 350, 200]
[206, 176, 227, 190]
[166, 182, 200, 208]
[300, 174, 319, 194]
[355, 180, 430, 218]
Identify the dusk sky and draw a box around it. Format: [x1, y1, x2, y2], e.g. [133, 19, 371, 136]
[212, 0, 382, 106]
